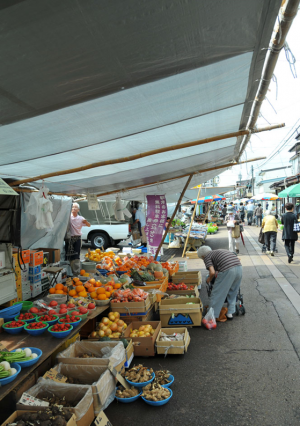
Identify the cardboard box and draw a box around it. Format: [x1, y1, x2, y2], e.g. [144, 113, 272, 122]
[0, 318, 4, 333]
[22, 290, 31, 301]
[41, 277, 51, 293]
[29, 250, 43, 267]
[52, 363, 116, 415]
[29, 273, 42, 284]
[21, 267, 29, 283]
[124, 321, 161, 357]
[13, 249, 30, 264]
[156, 327, 191, 355]
[51, 332, 80, 364]
[29, 265, 41, 275]
[56, 340, 126, 372]
[110, 295, 151, 316]
[11, 373, 36, 403]
[122, 305, 155, 324]
[186, 251, 199, 259]
[16, 380, 93, 426]
[124, 339, 134, 368]
[172, 271, 202, 285]
[0, 250, 5, 269]
[37, 248, 61, 264]
[166, 286, 199, 298]
[159, 297, 202, 327]
[42, 251, 50, 266]
[1, 411, 76, 426]
[30, 282, 42, 298]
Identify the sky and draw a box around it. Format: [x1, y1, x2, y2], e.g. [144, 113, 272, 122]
[219, 10, 300, 187]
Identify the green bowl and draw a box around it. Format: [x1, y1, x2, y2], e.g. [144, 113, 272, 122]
[13, 301, 33, 313]
[69, 310, 89, 320]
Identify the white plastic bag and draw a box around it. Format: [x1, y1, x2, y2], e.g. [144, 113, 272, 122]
[169, 239, 181, 248]
[202, 307, 217, 330]
[227, 220, 235, 228]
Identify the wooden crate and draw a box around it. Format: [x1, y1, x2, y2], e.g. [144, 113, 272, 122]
[172, 271, 201, 285]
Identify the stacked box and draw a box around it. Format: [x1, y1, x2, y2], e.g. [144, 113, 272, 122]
[30, 283, 42, 298]
[41, 270, 51, 293]
[22, 290, 31, 301]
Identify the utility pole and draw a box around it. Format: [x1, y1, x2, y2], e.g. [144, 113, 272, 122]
[251, 165, 255, 196]
[238, 172, 242, 198]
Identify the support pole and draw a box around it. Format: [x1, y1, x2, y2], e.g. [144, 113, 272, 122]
[182, 186, 202, 257]
[154, 174, 194, 260]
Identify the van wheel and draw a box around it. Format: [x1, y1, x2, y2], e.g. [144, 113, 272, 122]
[90, 233, 109, 249]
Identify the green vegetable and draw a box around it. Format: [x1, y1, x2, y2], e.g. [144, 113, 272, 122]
[120, 339, 129, 349]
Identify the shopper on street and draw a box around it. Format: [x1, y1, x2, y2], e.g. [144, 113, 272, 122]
[198, 246, 242, 320]
[254, 204, 263, 227]
[239, 202, 245, 223]
[245, 201, 254, 225]
[281, 203, 298, 263]
[221, 203, 227, 220]
[65, 202, 90, 275]
[262, 210, 278, 256]
[225, 206, 241, 254]
[134, 204, 147, 246]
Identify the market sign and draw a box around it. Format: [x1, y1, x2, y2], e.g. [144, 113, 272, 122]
[87, 193, 99, 210]
[145, 195, 167, 256]
[0, 178, 18, 195]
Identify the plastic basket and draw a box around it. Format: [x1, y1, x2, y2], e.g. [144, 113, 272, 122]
[0, 362, 21, 386]
[10, 347, 42, 368]
[142, 388, 173, 406]
[126, 372, 155, 388]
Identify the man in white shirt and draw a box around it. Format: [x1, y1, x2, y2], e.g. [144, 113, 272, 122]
[245, 201, 254, 225]
[134, 205, 147, 245]
[65, 203, 90, 275]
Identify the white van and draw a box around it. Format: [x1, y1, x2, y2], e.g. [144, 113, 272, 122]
[78, 201, 131, 249]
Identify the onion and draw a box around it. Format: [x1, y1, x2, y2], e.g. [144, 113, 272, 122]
[31, 353, 38, 359]
[23, 348, 32, 357]
[9, 368, 17, 376]
[0, 361, 10, 371]
[15, 349, 22, 353]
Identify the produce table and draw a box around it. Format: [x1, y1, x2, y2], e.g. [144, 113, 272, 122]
[0, 305, 108, 402]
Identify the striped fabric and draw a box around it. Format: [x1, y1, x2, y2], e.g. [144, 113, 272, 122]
[204, 249, 241, 272]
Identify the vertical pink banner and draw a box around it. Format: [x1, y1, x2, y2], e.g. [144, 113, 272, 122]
[145, 195, 167, 255]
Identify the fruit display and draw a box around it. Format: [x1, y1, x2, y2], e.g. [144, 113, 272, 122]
[142, 385, 171, 401]
[111, 288, 148, 303]
[124, 365, 154, 383]
[48, 283, 69, 295]
[5, 407, 74, 426]
[59, 315, 81, 323]
[116, 386, 139, 398]
[69, 277, 121, 301]
[85, 248, 115, 262]
[129, 324, 155, 338]
[26, 322, 48, 330]
[167, 283, 195, 290]
[4, 320, 25, 328]
[38, 314, 57, 322]
[94, 312, 126, 338]
[51, 323, 72, 332]
[16, 313, 36, 321]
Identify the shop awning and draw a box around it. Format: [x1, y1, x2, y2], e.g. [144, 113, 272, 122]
[0, 0, 282, 198]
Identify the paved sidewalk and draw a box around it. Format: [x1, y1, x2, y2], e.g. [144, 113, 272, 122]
[105, 225, 300, 426]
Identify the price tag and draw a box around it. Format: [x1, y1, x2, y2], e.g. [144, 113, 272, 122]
[87, 193, 99, 210]
[108, 362, 129, 389]
[95, 411, 113, 426]
[19, 393, 49, 407]
[43, 369, 68, 383]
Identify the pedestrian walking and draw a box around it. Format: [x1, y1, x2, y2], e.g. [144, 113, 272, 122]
[197, 246, 243, 320]
[245, 201, 254, 225]
[281, 202, 298, 263]
[254, 204, 263, 227]
[261, 210, 278, 256]
[239, 202, 245, 223]
[221, 203, 227, 220]
[225, 205, 241, 254]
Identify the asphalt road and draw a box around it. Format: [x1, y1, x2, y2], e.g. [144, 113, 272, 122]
[104, 225, 300, 426]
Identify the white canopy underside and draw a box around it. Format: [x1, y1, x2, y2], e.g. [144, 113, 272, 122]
[0, 0, 281, 199]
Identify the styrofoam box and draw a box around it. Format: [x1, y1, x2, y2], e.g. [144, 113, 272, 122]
[22, 290, 32, 301]
[0, 251, 5, 269]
